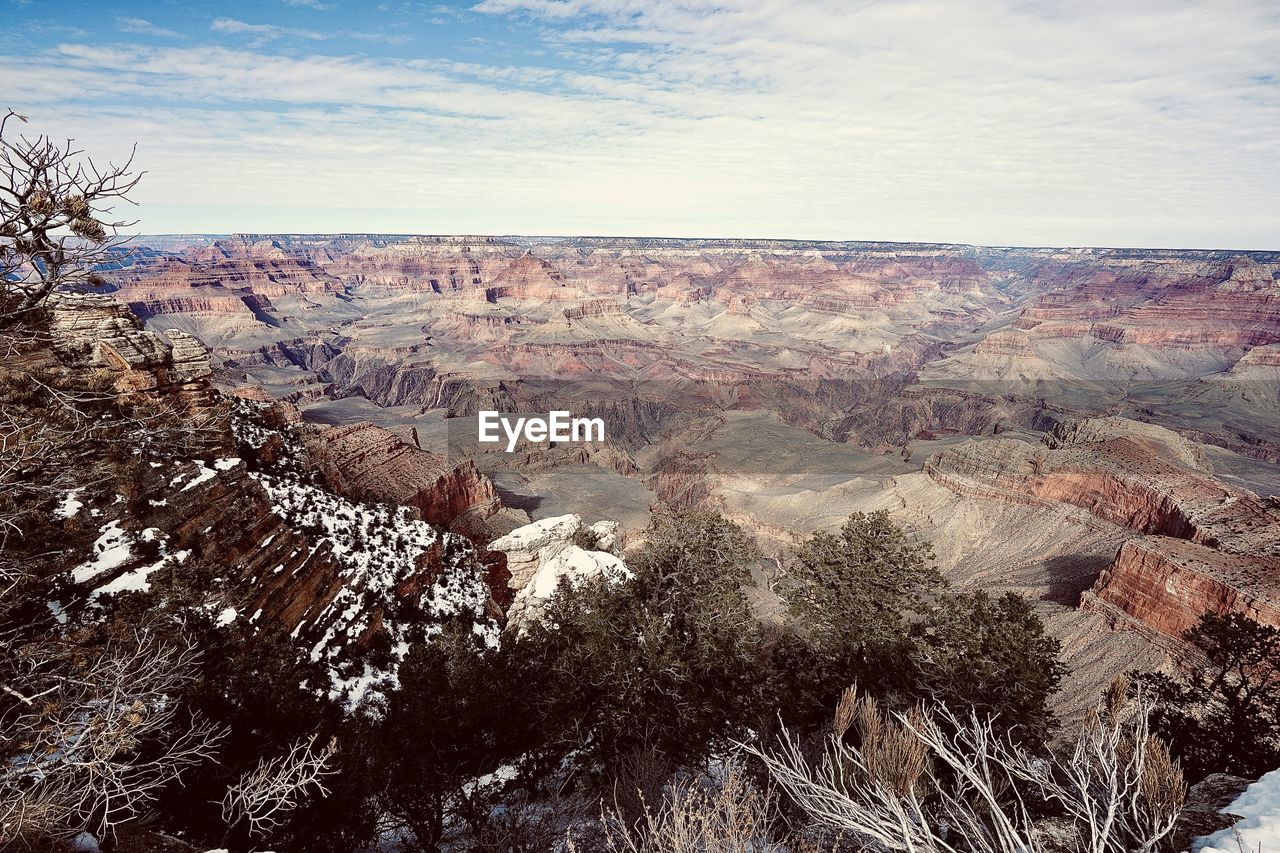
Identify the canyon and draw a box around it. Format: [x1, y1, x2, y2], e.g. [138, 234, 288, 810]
[86, 233, 1280, 716]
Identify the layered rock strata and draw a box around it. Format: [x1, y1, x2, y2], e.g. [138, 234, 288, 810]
[309, 422, 501, 530]
[923, 417, 1280, 638]
[47, 292, 214, 408]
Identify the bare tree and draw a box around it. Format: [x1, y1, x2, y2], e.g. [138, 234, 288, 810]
[744, 682, 1186, 853]
[221, 734, 339, 840]
[0, 629, 226, 845]
[1, 109, 142, 321]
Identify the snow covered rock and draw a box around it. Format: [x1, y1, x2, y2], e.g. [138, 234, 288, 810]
[487, 514, 630, 628]
[1195, 767, 1280, 852]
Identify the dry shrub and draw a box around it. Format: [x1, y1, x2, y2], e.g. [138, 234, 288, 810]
[749, 679, 1188, 853]
[578, 762, 776, 853]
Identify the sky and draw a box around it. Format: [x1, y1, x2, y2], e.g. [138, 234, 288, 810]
[3, 0, 1278, 248]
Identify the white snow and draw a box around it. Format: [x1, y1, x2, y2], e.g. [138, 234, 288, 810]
[47, 600, 68, 625]
[216, 607, 238, 627]
[1196, 767, 1280, 852]
[492, 515, 633, 631]
[70, 833, 100, 852]
[53, 489, 83, 520]
[527, 545, 629, 599]
[251, 471, 498, 710]
[92, 561, 163, 597]
[89, 545, 188, 600]
[488, 513, 581, 552]
[71, 521, 134, 584]
[178, 457, 241, 492]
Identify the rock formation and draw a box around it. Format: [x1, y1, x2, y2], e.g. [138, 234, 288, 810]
[923, 417, 1280, 639]
[46, 292, 214, 408]
[485, 514, 629, 628]
[309, 421, 501, 530]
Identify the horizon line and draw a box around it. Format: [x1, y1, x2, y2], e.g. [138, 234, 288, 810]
[126, 233, 1280, 255]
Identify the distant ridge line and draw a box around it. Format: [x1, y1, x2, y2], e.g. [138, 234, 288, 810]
[125, 233, 1280, 260]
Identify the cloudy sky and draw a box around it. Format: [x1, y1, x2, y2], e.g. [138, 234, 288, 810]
[4, 0, 1278, 247]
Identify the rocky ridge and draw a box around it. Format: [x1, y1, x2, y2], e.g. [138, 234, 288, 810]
[46, 292, 214, 407]
[922, 417, 1280, 639]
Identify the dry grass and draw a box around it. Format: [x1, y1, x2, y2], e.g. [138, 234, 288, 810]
[574, 762, 777, 853]
[747, 679, 1189, 853]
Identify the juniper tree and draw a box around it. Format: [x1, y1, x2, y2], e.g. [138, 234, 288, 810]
[1, 109, 141, 322]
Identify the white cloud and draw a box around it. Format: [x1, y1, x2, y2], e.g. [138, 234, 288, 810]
[211, 18, 328, 42]
[8, 0, 1280, 246]
[284, 0, 336, 9]
[115, 17, 184, 39]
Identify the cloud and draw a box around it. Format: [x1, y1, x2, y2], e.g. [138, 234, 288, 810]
[211, 17, 410, 46]
[7, 0, 1280, 246]
[211, 18, 327, 42]
[116, 17, 184, 39]
[284, 0, 335, 8]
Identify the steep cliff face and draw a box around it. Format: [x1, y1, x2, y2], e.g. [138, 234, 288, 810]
[109, 239, 347, 333]
[1015, 255, 1280, 349]
[923, 417, 1280, 638]
[46, 292, 214, 408]
[322, 235, 523, 292]
[27, 296, 503, 711]
[51, 401, 501, 710]
[1084, 538, 1280, 638]
[309, 421, 500, 531]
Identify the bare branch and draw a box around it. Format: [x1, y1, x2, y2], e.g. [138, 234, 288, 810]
[1, 112, 143, 321]
[744, 685, 1186, 853]
[221, 734, 339, 838]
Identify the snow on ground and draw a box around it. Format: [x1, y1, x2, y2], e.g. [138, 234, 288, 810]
[488, 514, 580, 553]
[176, 457, 242, 492]
[52, 489, 83, 520]
[71, 520, 133, 583]
[492, 514, 631, 628]
[252, 471, 498, 709]
[524, 545, 630, 600]
[1196, 767, 1280, 852]
[90, 549, 189, 599]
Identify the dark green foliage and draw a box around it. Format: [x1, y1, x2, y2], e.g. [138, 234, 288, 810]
[914, 591, 1066, 743]
[376, 623, 521, 847]
[781, 510, 943, 650]
[570, 524, 602, 550]
[1136, 612, 1280, 780]
[772, 511, 1063, 741]
[515, 510, 769, 774]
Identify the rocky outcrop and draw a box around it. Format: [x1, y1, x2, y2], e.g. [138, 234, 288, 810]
[1169, 774, 1253, 852]
[973, 328, 1034, 357]
[924, 417, 1280, 638]
[1084, 538, 1280, 638]
[309, 422, 500, 530]
[55, 402, 500, 710]
[486, 514, 629, 628]
[1014, 255, 1280, 349]
[47, 293, 214, 408]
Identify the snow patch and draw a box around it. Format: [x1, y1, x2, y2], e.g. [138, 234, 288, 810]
[251, 471, 498, 710]
[179, 457, 241, 492]
[53, 489, 83, 520]
[1196, 767, 1280, 852]
[71, 521, 133, 584]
